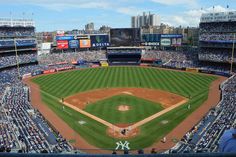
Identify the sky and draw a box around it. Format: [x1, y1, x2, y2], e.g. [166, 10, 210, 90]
[0, 0, 236, 32]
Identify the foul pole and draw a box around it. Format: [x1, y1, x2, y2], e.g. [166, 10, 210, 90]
[14, 38, 21, 79]
[230, 33, 235, 74]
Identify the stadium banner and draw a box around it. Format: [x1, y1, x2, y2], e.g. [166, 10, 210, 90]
[186, 68, 199, 73]
[43, 69, 56, 74]
[31, 70, 43, 76]
[80, 39, 91, 48]
[171, 38, 182, 46]
[213, 71, 231, 77]
[56, 36, 75, 40]
[77, 35, 89, 39]
[57, 40, 69, 49]
[172, 38, 177, 45]
[100, 61, 109, 67]
[141, 42, 159, 46]
[69, 40, 79, 48]
[161, 38, 171, 46]
[91, 64, 100, 68]
[90, 35, 110, 47]
[56, 66, 73, 72]
[161, 34, 183, 38]
[177, 38, 182, 45]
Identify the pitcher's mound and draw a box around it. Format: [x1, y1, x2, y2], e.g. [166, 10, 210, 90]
[117, 105, 130, 112]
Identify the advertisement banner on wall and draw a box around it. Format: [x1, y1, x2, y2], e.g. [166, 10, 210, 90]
[172, 38, 177, 45]
[176, 38, 182, 46]
[161, 38, 171, 46]
[56, 36, 75, 40]
[161, 34, 183, 38]
[80, 39, 91, 48]
[57, 40, 68, 49]
[69, 40, 79, 48]
[90, 35, 110, 47]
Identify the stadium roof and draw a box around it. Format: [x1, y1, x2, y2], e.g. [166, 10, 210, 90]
[200, 11, 236, 23]
[0, 18, 35, 27]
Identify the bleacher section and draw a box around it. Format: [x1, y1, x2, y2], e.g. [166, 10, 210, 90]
[170, 75, 236, 153]
[198, 20, 236, 73]
[0, 19, 38, 73]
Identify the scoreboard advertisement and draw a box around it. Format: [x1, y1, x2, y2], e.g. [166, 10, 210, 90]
[141, 34, 160, 46]
[56, 36, 75, 40]
[79, 39, 91, 48]
[69, 40, 79, 48]
[56, 35, 109, 49]
[90, 35, 110, 47]
[110, 28, 141, 46]
[142, 34, 160, 42]
[57, 40, 68, 49]
[160, 34, 183, 47]
[141, 34, 182, 47]
[160, 38, 171, 46]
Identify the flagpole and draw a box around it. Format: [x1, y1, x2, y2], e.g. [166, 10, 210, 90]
[14, 38, 21, 79]
[230, 33, 235, 74]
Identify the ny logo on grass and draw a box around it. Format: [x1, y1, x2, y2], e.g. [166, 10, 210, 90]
[115, 141, 130, 150]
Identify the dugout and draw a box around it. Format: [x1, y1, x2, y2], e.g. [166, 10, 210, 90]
[106, 47, 143, 65]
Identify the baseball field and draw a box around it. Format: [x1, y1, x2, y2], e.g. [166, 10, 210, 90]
[31, 66, 218, 150]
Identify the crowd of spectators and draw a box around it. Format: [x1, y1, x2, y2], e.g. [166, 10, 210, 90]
[199, 22, 236, 34]
[38, 51, 106, 65]
[0, 28, 35, 37]
[0, 53, 37, 68]
[0, 39, 36, 47]
[0, 83, 73, 153]
[199, 49, 236, 63]
[0, 26, 79, 153]
[170, 75, 236, 153]
[142, 50, 198, 68]
[199, 33, 236, 42]
[143, 50, 197, 62]
[0, 64, 76, 101]
[141, 50, 235, 74]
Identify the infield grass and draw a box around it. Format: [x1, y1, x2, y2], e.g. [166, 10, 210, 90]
[32, 67, 217, 150]
[84, 94, 164, 124]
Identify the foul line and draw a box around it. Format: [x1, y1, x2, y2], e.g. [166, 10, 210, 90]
[62, 99, 188, 131]
[130, 99, 188, 129]
[62, 101, 121, 131]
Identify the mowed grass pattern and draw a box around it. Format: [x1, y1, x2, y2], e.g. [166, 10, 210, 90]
[32, 67, 217, 149]
[84, 95, 164, 124]
[33, 67, 216, 98]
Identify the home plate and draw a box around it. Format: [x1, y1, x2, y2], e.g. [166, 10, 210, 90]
[78, 120, 86, 125]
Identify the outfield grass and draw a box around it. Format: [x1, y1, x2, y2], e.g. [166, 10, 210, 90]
[84, 94, 164, 124]
[32, 67, 217, 149]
